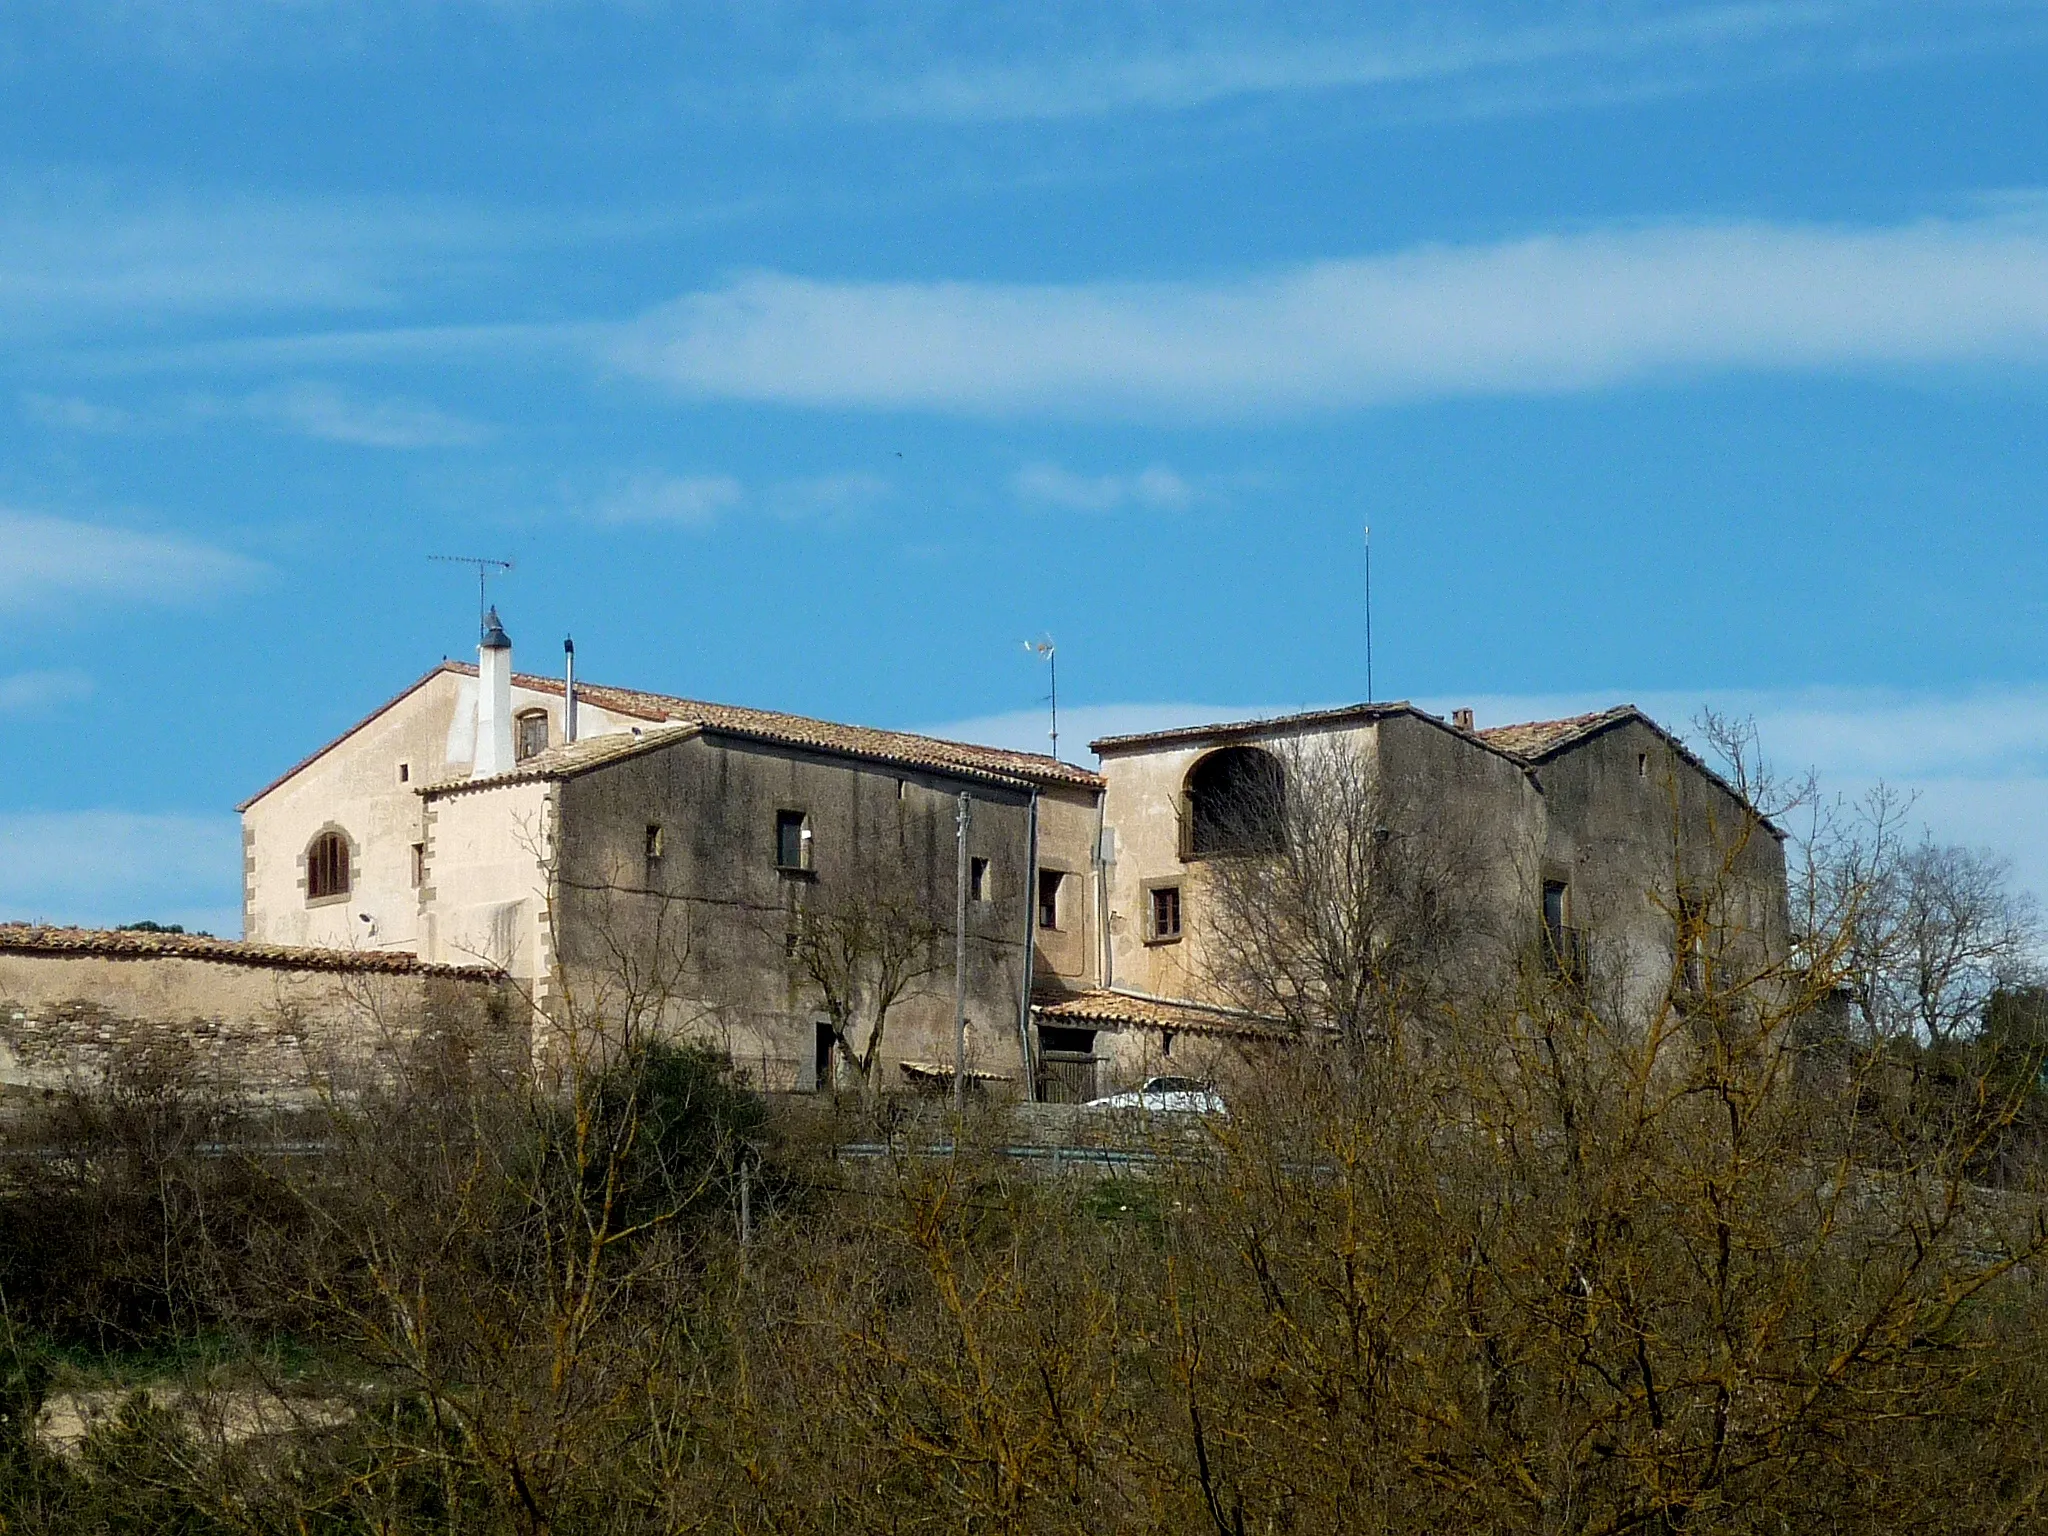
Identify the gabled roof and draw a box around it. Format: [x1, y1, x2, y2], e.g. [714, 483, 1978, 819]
[0, 923, 502, 980]
[472, 665, 1102, 790]
[238, 664, 450, 811]
[242, 661, 1102, 811]
[1089, 701, 1534, 772]
[1481, 704, 1786, 840]
[1476, 706, 1638, 761]
[420, 722, 705, 797]
[1092, 702, 1415, 756]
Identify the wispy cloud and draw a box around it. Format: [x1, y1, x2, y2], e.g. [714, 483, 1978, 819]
[1013, 461, 1196, 513]
[0, 810, 241, 935]
[20, 391, 133, 432]
[613, 211, 2048, 418]
[0, 509, 263, 615]
[0, 669, 93, 713]
[764, 471, 890, 522]
[799, 2, 2048, 123]
[211, 381, 491, 448]
[585, 469, 889, 528]
[592, 471, 748, 527]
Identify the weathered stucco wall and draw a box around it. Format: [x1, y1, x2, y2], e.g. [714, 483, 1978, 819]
[416, 777, 554, 980]
[241, 665, 641, 954]
[553, 734, 1047, 1092]
[1529, 718, 1790, 1018]
[1097, 721, 1382, 1006]
[1031, 784, 1103, 992]
[0, 933, 519, 1106]
[1374, 712, 1548, 1001]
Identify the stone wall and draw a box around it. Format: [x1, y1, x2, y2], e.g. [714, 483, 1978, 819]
[0, 926, 522, 1108]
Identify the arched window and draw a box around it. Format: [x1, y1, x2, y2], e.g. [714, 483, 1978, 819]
[307, 830, 351, 900]
[1184, 746, 1286, 857]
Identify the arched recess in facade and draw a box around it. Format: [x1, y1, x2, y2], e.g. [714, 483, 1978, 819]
[1183, 745, 1286, 857]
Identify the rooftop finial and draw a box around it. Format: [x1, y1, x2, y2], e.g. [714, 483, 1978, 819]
[481, 606, 511, 650]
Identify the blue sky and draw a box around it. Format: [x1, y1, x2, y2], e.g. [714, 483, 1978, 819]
[3, 1, 2047, 934]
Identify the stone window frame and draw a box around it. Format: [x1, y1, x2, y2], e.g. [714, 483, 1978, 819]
[300, 823, 359, 909]
[515, 708, 550, 762]
[775, 808, 814, 875]
[1143, 877, 1184, 945]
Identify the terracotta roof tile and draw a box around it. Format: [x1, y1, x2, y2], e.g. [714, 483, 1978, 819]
[1034, 988, 1293, 1040]
[476, 666, 1104, 791]
[419, 722, 702, 796]
[0, 924, 503, 980]
[1475, 706, 1637, 761]
[1091, 702, 1411, 755]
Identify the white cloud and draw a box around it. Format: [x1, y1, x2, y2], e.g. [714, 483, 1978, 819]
[0, 509, 262, 614]
[221, 381, 491, 448]
[807, 1, 2048, 123]
[613, 211, 2048, 418]
[0, 810, 242, 936]
[592, 471, 748, 527]
[1013, 462, 1196, 513]
[21, 392, 133, 432]
[0, 669, 93, 713]
[764, 471, 890, 522]
[585, 469, 888, 528]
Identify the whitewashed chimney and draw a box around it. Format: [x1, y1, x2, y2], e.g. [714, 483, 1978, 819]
[473, 607, 516, 779]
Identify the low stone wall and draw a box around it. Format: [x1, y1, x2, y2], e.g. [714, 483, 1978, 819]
[0, 926, 523, 1106]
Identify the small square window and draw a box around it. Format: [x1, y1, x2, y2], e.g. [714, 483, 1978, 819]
[1037, 869, 1064, 930]
[645, 824, 665, 861]
[410, 842, 425, 889]
[776, 810, 812, 871]
[1150, 884, 1182, 942]
[397, 761, 410, 784]
[970, 857, 990, 902]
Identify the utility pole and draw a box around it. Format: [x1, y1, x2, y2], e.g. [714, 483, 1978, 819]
[953, 791, 972, 1110]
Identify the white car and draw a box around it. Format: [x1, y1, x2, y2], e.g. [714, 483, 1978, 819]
[1084, 1076, 1227, 1116]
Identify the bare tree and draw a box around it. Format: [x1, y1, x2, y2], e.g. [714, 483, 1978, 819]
[784, 882, 945, 1097]
[1800, 783, 2041, 1045]
[1196, 733, 1499, 1052]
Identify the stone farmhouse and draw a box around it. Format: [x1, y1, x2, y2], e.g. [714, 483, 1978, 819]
[3, 610, 1790, 1105]
[1075, 701, 1790, 1087]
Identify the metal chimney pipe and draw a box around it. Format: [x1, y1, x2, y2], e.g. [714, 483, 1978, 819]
[564, 636, 578, 743]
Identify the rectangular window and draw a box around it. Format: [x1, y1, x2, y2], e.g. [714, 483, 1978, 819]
[1678, 886, 1708, 993]
[397, 761, 410, 784]
[410, 842, 426, 889]
[970, 856, 990, 902]
[516, 711, 549, 762]
[1037, 869, 1064, 930]
[1150, 884, 1182, 941]
[1542, 880, 1583, 979]
[776, 810, 811, 870]
[645, 824, 665, 862]
[1542, 881, 1566, 949]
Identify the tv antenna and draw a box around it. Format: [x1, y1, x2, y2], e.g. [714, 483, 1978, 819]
[1025, 636, 1058, 761]
[1363, 523, 1374, 703]
[429, 554, 514, 631]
